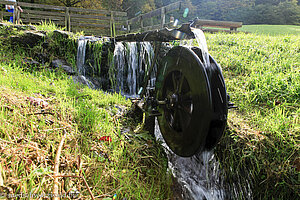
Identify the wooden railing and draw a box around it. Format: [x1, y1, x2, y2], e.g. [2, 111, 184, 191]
[0, 0, 127, 36]
[0, 1, 242, 35]
[126, 1, 182, 33]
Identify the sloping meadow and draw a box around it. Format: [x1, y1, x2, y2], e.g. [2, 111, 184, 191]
[206, 33, 299, 199]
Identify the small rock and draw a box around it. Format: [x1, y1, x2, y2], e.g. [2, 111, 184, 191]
[52, 59, 75, 75]
[0, 67, 7, 74]
[72, 75, 95, 88]
[23, 58, 40, 66]
[53, 30, 73, 39]
[10, 31, 46, 47]
[14, 24, 36, 31]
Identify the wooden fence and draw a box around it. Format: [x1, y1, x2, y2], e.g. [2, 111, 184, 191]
[126, 1, 182, 33]
[125, 2, 242, 33]
[0, 1, 242, 36]
[0, 0, 127, 36]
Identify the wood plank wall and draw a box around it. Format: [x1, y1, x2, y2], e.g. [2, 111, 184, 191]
[0, 0, 127, 36]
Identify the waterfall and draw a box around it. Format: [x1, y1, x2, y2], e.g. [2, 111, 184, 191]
[140, 42, 155, 88]
[191, 28, 210, 67]
[113, 42, 126, 93]
[126, 42, 138, 95]
[112, 41, 154, 96]
[77, 36, 88, 75]
[154, 119, 225, 200]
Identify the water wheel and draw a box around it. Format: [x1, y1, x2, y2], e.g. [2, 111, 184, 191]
[155, 46, 228, 157]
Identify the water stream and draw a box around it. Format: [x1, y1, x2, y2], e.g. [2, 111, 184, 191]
[154, 119, 225, 200]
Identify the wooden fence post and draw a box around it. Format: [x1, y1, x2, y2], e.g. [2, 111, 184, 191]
[65, 7, 70, 31]
[110, 11, 116, 37]
[160, 7, 165, 29]
[126, 20, 130, 33]
[13, 2, 17, 24]
[140, 15, 143, 32]
[16, 4, 20, 24]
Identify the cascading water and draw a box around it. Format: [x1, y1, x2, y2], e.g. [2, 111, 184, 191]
[191, 28, 210, 67]
[126, 42, 138, 95]
[154, 119, 225, 200]
[112, 41, 154, 96]
[113, 42, 126, 93]
[77, 36, 88, 76]
[140, 42, 155, 88]
[76, 36, 105, 89]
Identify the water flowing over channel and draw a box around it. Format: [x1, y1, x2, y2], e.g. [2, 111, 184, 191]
[76, 38, 155, 97]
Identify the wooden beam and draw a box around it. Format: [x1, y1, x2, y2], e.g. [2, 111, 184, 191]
[22, 9, 66, 17]
[193, 19, 242, 29]
[70, 13, 125, 22]
[17, 2, 66, 11]
[69, 7, 127, 17]
[20, 14, 65, 21]
[128, 1, 181, 24]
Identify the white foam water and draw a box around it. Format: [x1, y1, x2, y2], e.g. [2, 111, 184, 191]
[113, 42, 126, 93]
[154, 119, 225, 200]
[126, 42, 138, 95]
[77, 36, 88, 75]
[191, 28, 210, 67]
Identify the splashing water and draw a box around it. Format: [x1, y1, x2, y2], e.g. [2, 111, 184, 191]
[113, 42, 126, 93]
[126, 42, 138, 95]
[154, 119, 225, 200]
[191, 28, 210, 67]
[140, 42, 155, 88]
[77, 36, 88, 75]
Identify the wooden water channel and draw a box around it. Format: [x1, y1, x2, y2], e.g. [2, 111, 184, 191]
[0, 1, 242, 36]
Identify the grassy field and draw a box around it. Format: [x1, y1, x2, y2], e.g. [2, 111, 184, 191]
[205, 32, 299, 199]
[240, 24, 300, 35]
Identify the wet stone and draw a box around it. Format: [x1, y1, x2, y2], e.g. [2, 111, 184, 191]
[10, 31, 46, 47]
[72, 75, 95, 89]
[52, 30, 73, 39]
[52, 59, 75, 75]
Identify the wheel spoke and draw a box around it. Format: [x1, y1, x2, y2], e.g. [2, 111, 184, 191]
[179, 104, 192, 116]
[172, 72, 177, 91]
[177, 73, 185, 93]
[178, 109, 191, 130]
[181, 91, 192, 102]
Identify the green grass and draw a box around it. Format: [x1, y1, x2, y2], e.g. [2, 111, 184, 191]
[240, 24, 300, 35]
[205, 32, 299, 199]
[0, 24, 172, 199]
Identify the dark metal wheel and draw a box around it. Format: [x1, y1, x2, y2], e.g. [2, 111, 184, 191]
[155, 46, 228, 157]
[163, 70, 193, 133]
[191, 47, 228, 150]
[156, 46, 213, 157]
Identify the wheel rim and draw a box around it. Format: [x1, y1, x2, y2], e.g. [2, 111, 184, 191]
[156, 46, 213, 157]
